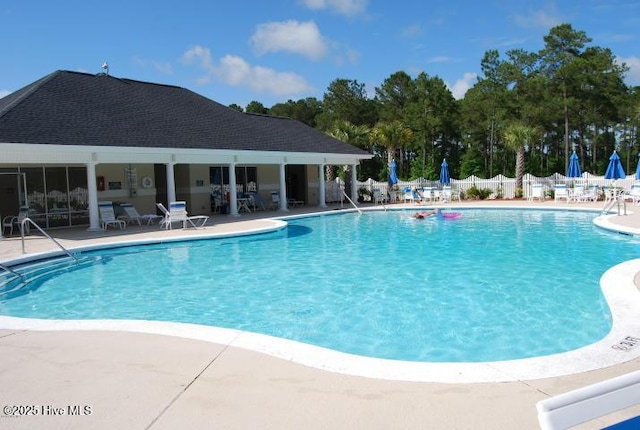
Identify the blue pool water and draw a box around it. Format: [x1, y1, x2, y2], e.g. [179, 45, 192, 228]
[0, 209, 637, 362]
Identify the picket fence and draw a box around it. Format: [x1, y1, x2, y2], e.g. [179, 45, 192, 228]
[343, 172, 639, 201]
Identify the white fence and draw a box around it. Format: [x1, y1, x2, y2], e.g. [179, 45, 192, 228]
[351, 172, 639, 201]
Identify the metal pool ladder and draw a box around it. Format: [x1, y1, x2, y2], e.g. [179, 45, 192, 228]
[20, 217, 78, 261]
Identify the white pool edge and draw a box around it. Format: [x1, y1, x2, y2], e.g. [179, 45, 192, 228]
[1, 208, 640, 383]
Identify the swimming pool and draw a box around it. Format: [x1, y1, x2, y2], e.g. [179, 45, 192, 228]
[0, 209, 637, 363]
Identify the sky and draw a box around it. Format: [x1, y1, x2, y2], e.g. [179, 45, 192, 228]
[1, 0, 640, 109]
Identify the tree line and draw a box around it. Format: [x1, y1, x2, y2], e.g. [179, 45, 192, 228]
[229, 24, 640, 195]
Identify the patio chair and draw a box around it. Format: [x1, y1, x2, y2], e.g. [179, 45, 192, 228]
[528, 184, 544, 202]
[623, 183, 640, 205]
[2, 206, 30, 236]
[247, 192, 266, 211]
[119, 203, 162, 226]
[582, 185, 599, 202]
[287, 197, 305, 208]
[163, 201, 209, 229]
[269, 191, 281, 210]
[554, 184, 570, 203]
[372, 189, 387, 205]
[571, 184, 585, 202]
[537, 370, 640, 430]
[98, 201, 126, 230]
[402, 187, 419, 204]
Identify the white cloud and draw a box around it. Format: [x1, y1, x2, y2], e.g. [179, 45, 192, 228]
[513, 5, 561, 29]
[299, 0, 368, 15]
[181, 45, 314, 96]
[448, 72, 477, 100]
[617, 55, 640, 85]
[251, 20, 327, 60]
[0, 90, 10, 99]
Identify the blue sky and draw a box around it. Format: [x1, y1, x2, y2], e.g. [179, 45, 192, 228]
[1, 0, 639, 109]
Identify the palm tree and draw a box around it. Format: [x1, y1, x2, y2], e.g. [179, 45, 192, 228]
[370, 121, 413, 178]
[503, 123, 540, 194]
[327, 121, 371, 196]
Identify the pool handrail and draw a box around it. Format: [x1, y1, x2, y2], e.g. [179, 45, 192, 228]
[341, 190, 363, 214]
[20, 217, 78, 262]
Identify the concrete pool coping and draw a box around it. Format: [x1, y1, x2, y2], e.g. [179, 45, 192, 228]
[1, 201, 640, 384]
[2, 201, 640, 429]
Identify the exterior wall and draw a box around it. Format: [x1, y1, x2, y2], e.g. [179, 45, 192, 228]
[96, 164, 157, 214]
[306, 165, 320, 205]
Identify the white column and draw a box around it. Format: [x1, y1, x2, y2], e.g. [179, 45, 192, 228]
[86, 162, 101, 231]
[351, 163, 358, 202]
[228, 163, 238, 216]
[278, 163, 288, 211]
[166, 163, 176, 204]
[318, 164, 327, 208]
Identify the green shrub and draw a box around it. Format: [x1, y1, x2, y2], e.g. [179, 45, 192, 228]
[466, 185, 493, 200]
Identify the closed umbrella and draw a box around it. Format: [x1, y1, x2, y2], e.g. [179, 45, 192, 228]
[388, 159, 398, 185]
[635, 154, 640, 180]
[604, 151, 626, 180]
[439, 159, 450, 185]
[567, 151, 582, 178]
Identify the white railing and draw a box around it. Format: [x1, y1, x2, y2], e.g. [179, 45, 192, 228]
[350, 172, 638, 201]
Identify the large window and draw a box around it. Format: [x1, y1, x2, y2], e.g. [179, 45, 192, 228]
[19, 166, 87, 228]
[210, 166, 257, 198]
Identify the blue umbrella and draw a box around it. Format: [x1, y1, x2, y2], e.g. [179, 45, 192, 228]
[439, 159, 450, 184]
[635, 154, 640, 180]
[388, 159, 398, 185]
[604, 151, 626, 180]
[567, 150, 582, 178]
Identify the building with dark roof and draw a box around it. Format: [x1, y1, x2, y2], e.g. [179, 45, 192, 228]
[0, 70, 371, 230]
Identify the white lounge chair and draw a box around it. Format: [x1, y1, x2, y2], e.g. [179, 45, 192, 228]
[119, 203, 162, 226]
[162, 201, 208, 229]
[529, 184, 544, 201]
[537, 369, 640, 430]
[554, 184, 570, 203]
[98, 201, 126, 230]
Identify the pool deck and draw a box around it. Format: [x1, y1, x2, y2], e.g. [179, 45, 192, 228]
[1, 199, 640, 429]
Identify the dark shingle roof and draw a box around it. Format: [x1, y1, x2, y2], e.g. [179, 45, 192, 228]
[0, 70, 369, 156]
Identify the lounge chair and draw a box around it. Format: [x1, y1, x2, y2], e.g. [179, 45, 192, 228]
[160, 201, 208, 229]
[2, 206, 30, 236]
[537, 369, 640, 430]
[98, 201, 126, 230]
[528, 184, 544, 201]
[554, 184, 570, 203]
[119, 203, 162, 226]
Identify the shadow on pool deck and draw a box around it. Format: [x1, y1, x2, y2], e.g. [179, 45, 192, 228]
[1, 199, 640, 429]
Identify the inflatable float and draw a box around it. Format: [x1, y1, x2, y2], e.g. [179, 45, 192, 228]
[413, 210, 461, 220]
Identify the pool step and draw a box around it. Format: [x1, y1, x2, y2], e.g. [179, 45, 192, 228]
[0, 256, 105, 299]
